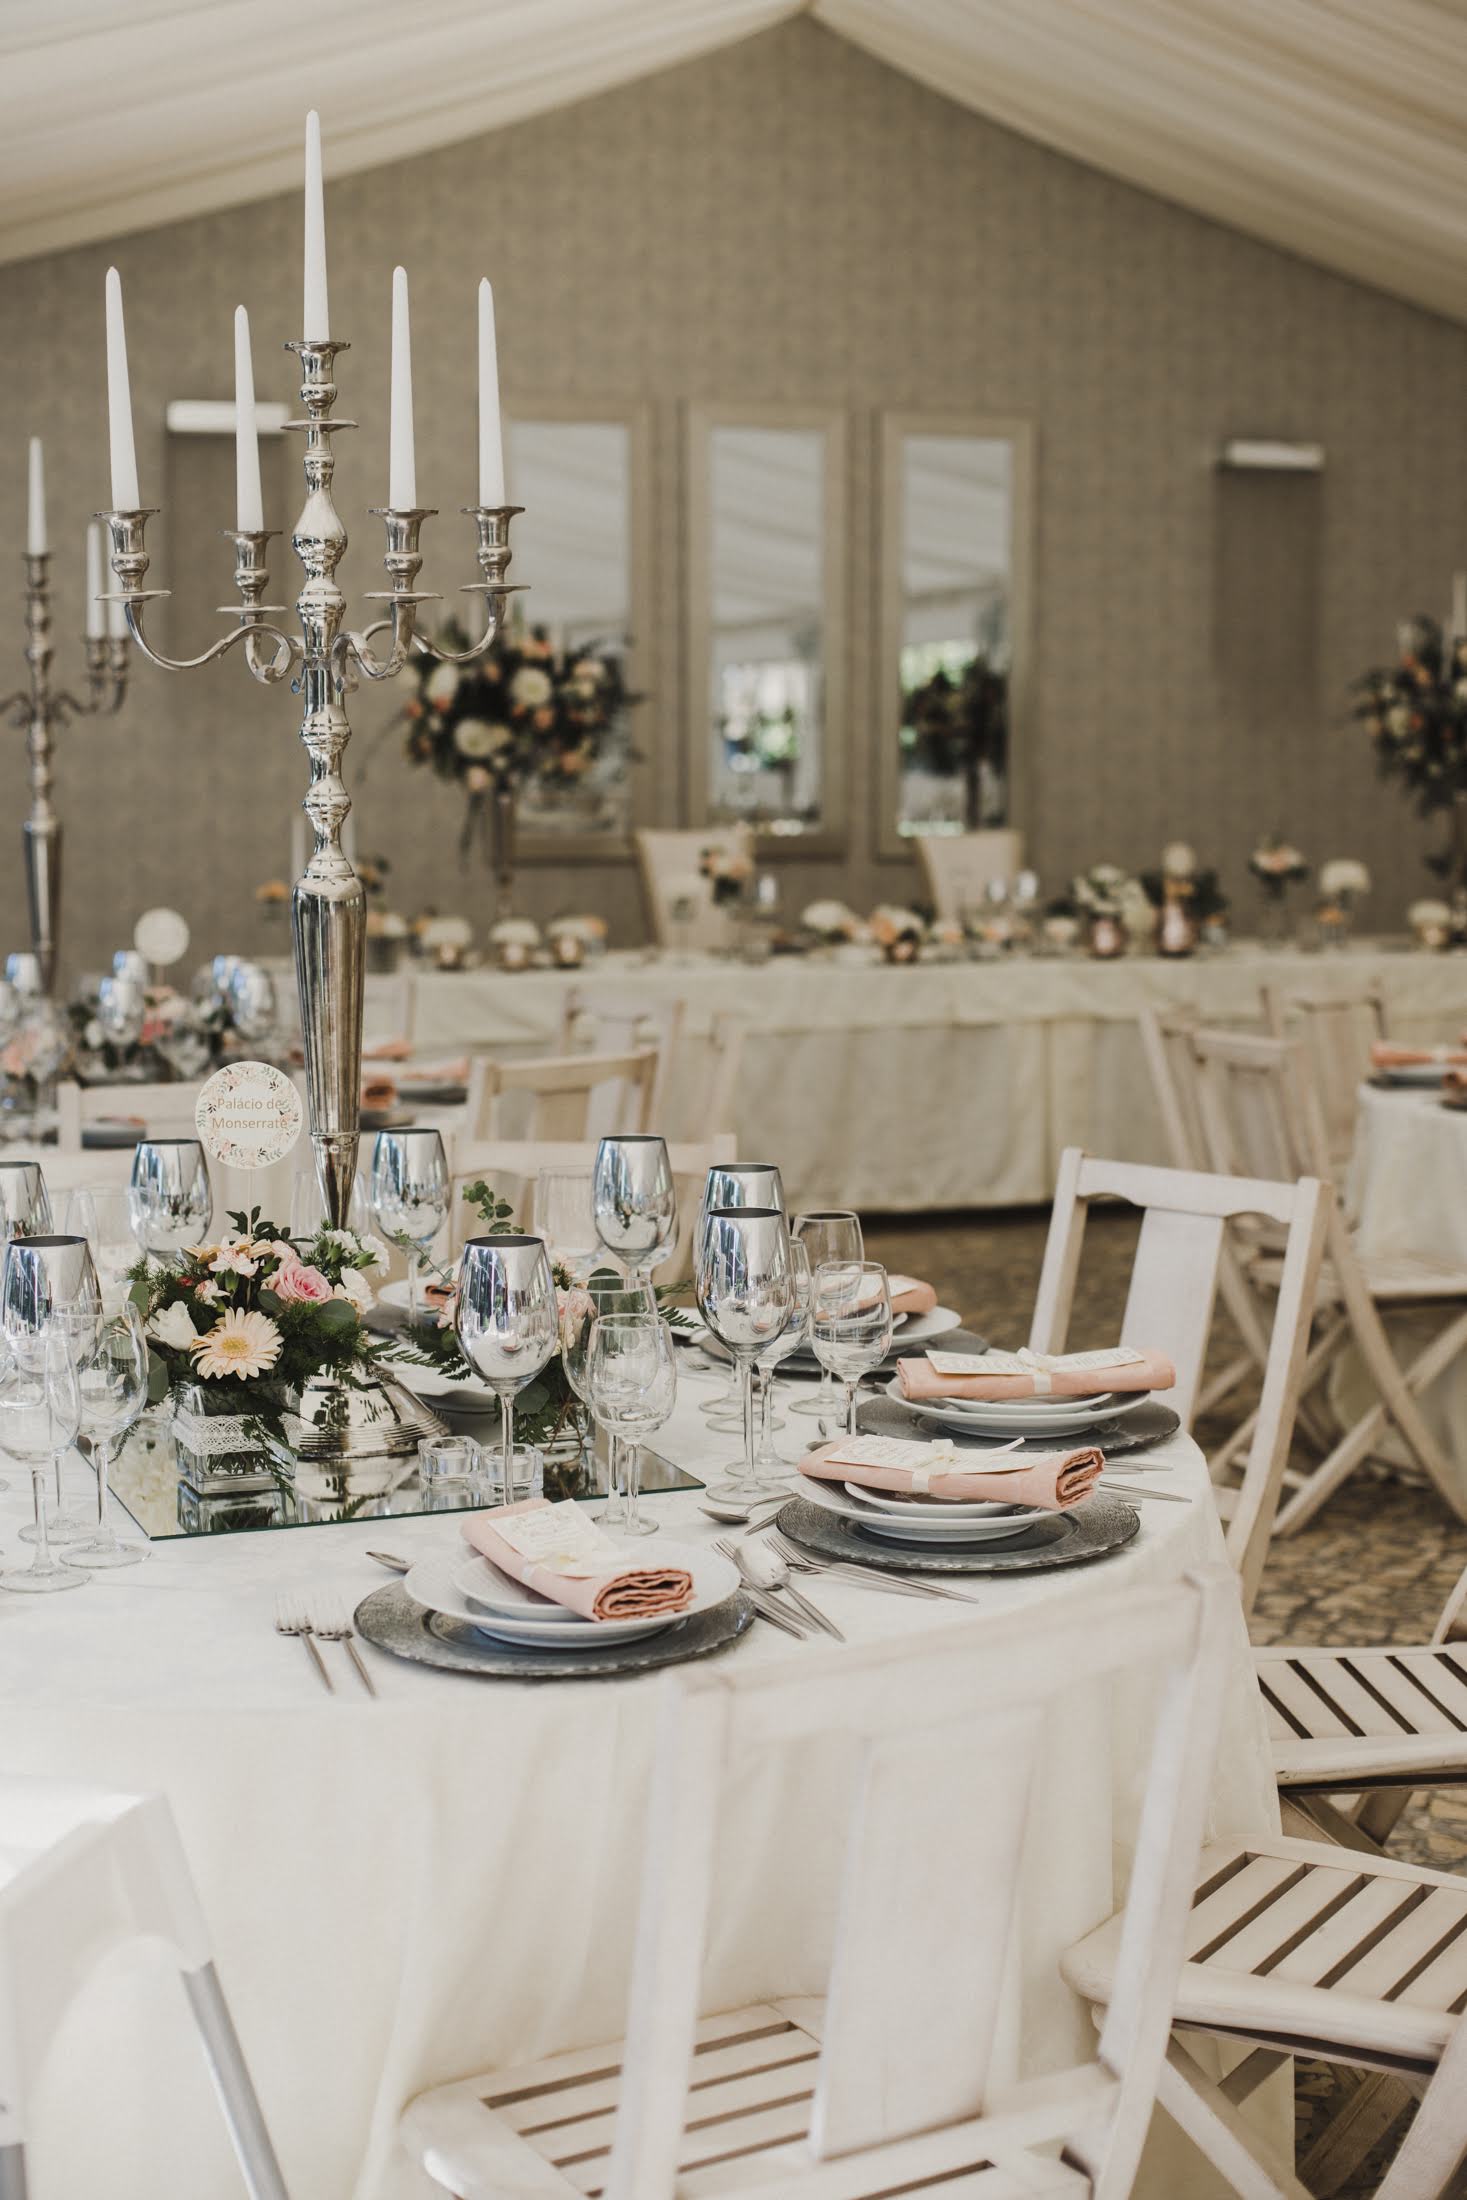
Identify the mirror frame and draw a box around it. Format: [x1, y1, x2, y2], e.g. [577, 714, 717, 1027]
[501, 394, 654, 863]
[875, 410, 1036, 863]
[686, 400, 848, 858]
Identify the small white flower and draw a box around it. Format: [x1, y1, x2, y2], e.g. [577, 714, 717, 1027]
[454, 719, 510, 759]
[149, 1301, 199, 1351]
[196, 1279, 221, 1305]
[359, 1232, 392, 1275]
[510, 667, 554, 708]
[426, 663, 460, 709]
[490, 918, 542, 946]
[209, 1246, 258, 1278]
[1161, 841, 1197, 880]
[333, 1267, 374, 1312]
[1319, 857, 1371, 900]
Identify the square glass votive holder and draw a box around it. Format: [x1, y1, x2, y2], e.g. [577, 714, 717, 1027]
[417, 1435, 482, 1489]
[479, 1444, 544, 1508]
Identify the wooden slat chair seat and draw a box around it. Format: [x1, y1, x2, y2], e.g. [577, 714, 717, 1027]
[1257, 1643, 1467, 1792]
[401, 1571, 1239, 2200]
[1064, 1835, 1467, 2199]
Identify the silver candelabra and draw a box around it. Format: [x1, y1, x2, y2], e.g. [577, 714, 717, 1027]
[2, 558, 130, 992]
[100, 337, 521, 1227]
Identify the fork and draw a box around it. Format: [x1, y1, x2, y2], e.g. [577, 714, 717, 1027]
[275, 1595, 334, 1693]
[309, 1602, 378, 1696]
[765, 1529, 984, 1605]
[712, 1539, 813, 1638]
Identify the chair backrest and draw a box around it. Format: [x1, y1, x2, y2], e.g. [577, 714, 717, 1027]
[913, 829, 1025, 921]
[443, 1134, 736, 1284]
[560, 989, 686, 1126]
[362, 969, 415, 1046]
[634, 826, 752, 950]
[55, 1079, 205, 1152]
[1260, 984, 1388, 1172]
[1030, 1150, 1331, 1611]
[604, 1568, 1238, 2200]
[1188, 1026, 1330, 1188]
[1136, 1005, 1209, 1170]
[464, 1047, 659, 1142]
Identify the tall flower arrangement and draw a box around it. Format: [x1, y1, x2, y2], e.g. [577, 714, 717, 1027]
[898, 656, 1008, 829]
[1356, 614, 1467, 887]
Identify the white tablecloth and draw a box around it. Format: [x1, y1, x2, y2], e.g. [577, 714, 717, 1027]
[0, 1372, 1276, 2200]
[379, 942, 1467, 1212]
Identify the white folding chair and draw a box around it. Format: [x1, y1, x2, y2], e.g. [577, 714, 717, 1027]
[54, 1078, 205, 1152]
[913, 829, 1025, 921]
[0, 1774, 288, 2199]
[560, 989, 686, 1127]
[1029, 1151, 1330, 1613]
[1260, 983, 1390, 1180]
[402, 1568, 1237, 2200]
[634, 826, 752, 950]
[463, 1047, 659, 1142]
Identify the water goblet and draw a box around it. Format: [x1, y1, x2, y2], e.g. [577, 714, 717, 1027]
[0, 1160, 52, 1242]
[695, 1207, 792, 1501]
[587, 1314, 676, 1537]
[592, 1135, 677, 1286]
[752, 1238, 811, 1484]
[128, 1138, 212, 1258]
[228, 962, 278, 1043]
[789, 1210, 864, 1419]
[0, 1324, 86, 1593]
[97, 973, 147, 1054]
[559, 1274, 657, 1524]
[4, 1232, 101, 1540]
[455, 1235, 559, 1509]
[70, 1303, 149, 1568]
[811, 1259, 894, 1435]
[4, 953, 42, 1000]
[535, 1167, 599, 1281]
[369, 1128, 449, 1324]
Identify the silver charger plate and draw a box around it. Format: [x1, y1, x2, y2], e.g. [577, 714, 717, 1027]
[775, 1492, 1140, 1575]
[354, 1580, 755, 1680]
[856, 1393, 1181, 1457]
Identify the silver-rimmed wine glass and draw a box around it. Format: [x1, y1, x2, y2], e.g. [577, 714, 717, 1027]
[128, 1138, 212, 1257]
[3, 1233, 101, 1543]
[789, 1209, 864, 1420]
[368, 1127, 449, 1324]
[592, 1135, 677, 1286]
[455, 1235, 559, 1507]
[97, 973, 147, 1053]
[0, 1161, 52, 1243]
[4, 953, 42, 1000]
[695, 1206, 792, 1501]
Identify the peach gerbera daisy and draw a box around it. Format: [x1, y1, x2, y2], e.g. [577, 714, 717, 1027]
[190, 1309, 283, 1381]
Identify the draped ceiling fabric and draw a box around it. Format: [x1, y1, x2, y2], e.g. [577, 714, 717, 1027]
[0, 0, 1465, 321]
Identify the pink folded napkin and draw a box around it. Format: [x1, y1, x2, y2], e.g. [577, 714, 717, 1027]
[888, 1274, 938, 1316]
[363, 1034, 414, 1062]
[1372, 1042, 1467, 1071]
[896, 1344, 1175, 1404]
[462, 1499, 694, 1621]
[799, 1435, 1102, 1511]
[362, 1074, 398, 1109]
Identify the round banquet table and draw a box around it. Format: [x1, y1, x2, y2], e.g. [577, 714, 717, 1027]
[0, 1367, 1279, 2200]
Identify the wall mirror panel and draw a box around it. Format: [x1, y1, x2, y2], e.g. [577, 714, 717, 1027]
[687, 405, 846, 851]
[504, 402, 650, 850]
[878, 414, 1033, 859]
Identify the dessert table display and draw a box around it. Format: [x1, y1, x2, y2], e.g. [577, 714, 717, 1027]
[0, 1367, 1276, 2200]
[366, 942, 1467, 1212]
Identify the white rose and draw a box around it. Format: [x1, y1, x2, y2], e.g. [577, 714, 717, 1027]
[333, 1268, 374, 1312]
[426, 663, 460, 709]
[149, 1300, 198, 1351]
[510, 667, 554, 708]
[454, 719, 511, 759]
[1319, 858, 1371, 900]
[1161, 841, 1197, 879]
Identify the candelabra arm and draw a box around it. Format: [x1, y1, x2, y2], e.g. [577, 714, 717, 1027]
[410, 506, 524, 665]
[337, 508, 437, 683]
[0, 691, 26, 724]
[99, 513, 301, 680]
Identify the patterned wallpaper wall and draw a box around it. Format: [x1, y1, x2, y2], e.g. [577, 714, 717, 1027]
[1, 15, 1464, 975]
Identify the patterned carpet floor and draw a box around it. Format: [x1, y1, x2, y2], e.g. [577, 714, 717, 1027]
[865, 1204, 1466, 2197]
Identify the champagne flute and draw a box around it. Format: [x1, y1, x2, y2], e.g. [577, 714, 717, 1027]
[811, 1259, 893, 1435]
[695, 1207, 792, 1501]
[0, 1323, 86, 1592]
[4, 1233, 101, 1542]
[587, 1314, 676, 1537]
[558, 1274, 657, 1523]
[455, 1235, 559, 1506]
[369, 1127, 449, 1324]
[591, 1135, 677, 1287]
[697, 1164, 786, 1426]
[70, 1304, 149, 1568]
[789, 1209, 864, 1420]
[752, 1238, 811, 1483]
[128, 1138, 212, 1257]
[0, 1160, 52, 1242]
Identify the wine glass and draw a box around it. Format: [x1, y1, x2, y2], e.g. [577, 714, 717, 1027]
[810, 1259, 893, 1436]
[697, 1164, 786, 1426]
[455, 1235, 559, 1507]
[535, 1167, 599, 1281]
[64, 1186, 136, 1310]
[4, 1233, 102, 1542]
[752, 1238, 811, 1484]
[0, 1160, 52, 1242]
[153, 1006, 213, 1080]
[695, 1207, 792, 1501]
[789, 1210, 864, 1421]
[592, 1135, 677, 1286]
[369, 1128, 449, 1324]
[70, 1304, 149, 1569]
[228, 962, 278, 1044]
[97, 973, 147, 1055]
[0, 1324, 86, 1593]
[587, 1314, 676, 1537]
[559, 1275, 657, 1524]
[128, 1138, 212, 1257]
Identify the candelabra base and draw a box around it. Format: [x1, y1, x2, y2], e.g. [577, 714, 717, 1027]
[292, 1364, 446, 1498]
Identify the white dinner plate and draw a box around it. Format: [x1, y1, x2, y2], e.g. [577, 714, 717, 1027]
[379, 1278, 457, 1313]
[841, 1479, 1024, 1521]
[885, 1378, 1130, 1438]
[405, 1540, 739, 1648]
[797, 1473, 1038, 1544]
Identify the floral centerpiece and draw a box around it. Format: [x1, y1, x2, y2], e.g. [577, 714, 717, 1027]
[800, 899, 861, 946]
[1315, 857, 1371, 948]
[1249, 835, 1309, 939]
[1355, 615, 1467, 891]
[699, 840, 754, 908]
[1068, 864, 1145, 958]
[399, 622, 638, 922]
[1139, 843, 1228, 957]
[869, 904, 925, 964]
[898, 656, 1007, 829]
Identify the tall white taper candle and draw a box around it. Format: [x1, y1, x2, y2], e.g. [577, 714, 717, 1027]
[389, 266, 416, 509]
[233, 306, 264, 533]
[104, 268, 140, 510]
[85, 522, 105, 640]
[1452, 570, 1466, 641]
[304, 110, 329, 341]
[26, 437, 46, 557]
[477, 278, 504, 507]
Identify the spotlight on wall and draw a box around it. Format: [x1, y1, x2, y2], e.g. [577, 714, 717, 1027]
[1217, 438, 1325, 473]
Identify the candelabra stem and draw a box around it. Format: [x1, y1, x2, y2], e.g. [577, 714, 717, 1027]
[20, 554, 59, 993]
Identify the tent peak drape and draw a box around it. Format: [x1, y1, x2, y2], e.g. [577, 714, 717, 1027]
[0, 0, 1465, 324]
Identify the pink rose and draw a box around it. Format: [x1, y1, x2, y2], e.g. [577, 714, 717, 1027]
[274, 1259, 333, 1304]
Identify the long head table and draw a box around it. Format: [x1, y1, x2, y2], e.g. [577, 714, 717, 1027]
[356, 942, 1467, 1213]
[0, 1361, 1274, 2200]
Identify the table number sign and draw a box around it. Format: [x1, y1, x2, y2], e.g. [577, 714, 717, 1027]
[133, 904, 190, 969]
[195, 1061, 303, 1170]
